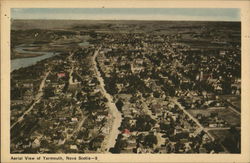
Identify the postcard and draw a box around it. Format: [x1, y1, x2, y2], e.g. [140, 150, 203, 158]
[1, 0, 250, 162]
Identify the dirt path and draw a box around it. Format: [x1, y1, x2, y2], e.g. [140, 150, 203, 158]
[92, 48, 122, 152]
[171, 98, 215, 141]
[11, 70, 50, 129]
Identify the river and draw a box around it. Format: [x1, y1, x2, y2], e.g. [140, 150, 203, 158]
[11, 41, 89, 72]
[11, 44, 57, 72]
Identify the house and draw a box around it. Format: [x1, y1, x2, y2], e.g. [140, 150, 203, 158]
[71, 118, 78, 122]
[184, 142, 192, 152]
[129, 119, 136, 126]
[46, 80, 51, 83]
[70, 145, 78, 150]
[57, 73, 66, 78]
[122, 129, 131, 137]
[96, 115, 105, 122]
[32, 138, 40, 148]
[209, 123, 217, 128]
[219, 50, 226, 56]
[58, 139, 66, 145]
[76, 139, 83, 144]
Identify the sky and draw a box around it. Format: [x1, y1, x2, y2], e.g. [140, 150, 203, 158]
[11, 8, 240, 21]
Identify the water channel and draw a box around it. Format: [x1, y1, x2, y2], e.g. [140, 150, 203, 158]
[11, 41, 89, 72]
[11, 44, 57, 72]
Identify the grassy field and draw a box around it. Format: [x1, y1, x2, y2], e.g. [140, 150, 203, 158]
[209, 129, 231, 140]
[187, 107, 240, 127]
[220, 95, 241, 111]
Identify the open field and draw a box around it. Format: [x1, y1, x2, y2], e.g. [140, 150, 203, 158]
[209, 129, 231, 141]
[188, 108, 240, 126]
[219, 95, 241, 111]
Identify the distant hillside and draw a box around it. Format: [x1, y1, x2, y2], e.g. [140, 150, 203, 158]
[11, 19, 240, 30]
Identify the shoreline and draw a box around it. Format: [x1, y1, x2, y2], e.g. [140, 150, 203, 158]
[11, 53, 45, 60]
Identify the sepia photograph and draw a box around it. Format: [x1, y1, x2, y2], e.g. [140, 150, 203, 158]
[1, 0, 250, 163]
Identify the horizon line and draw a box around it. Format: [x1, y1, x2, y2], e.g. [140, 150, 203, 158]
[11, 18, 241, 22]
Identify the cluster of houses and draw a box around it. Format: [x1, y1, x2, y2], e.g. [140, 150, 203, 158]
[94, 28, 240, 153]
[11, 22, 240, 154]
[11, 48, 112, 153]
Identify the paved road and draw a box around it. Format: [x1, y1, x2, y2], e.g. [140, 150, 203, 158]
[92, 48, 122, 152]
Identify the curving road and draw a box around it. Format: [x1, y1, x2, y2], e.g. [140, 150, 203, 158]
[92, 48, 122, 152]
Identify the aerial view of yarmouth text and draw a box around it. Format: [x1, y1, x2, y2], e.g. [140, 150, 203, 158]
[10, 9, 241, 154]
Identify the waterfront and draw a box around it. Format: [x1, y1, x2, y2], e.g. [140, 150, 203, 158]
[11, 44, 57, 71]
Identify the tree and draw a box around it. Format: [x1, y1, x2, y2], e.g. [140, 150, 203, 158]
[115, 99, 124, 112]
[153, 91, 161, 98]
[111, 135, 128, 153]
[76, 92, 83, 100]
[144, 134, 157, 148]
